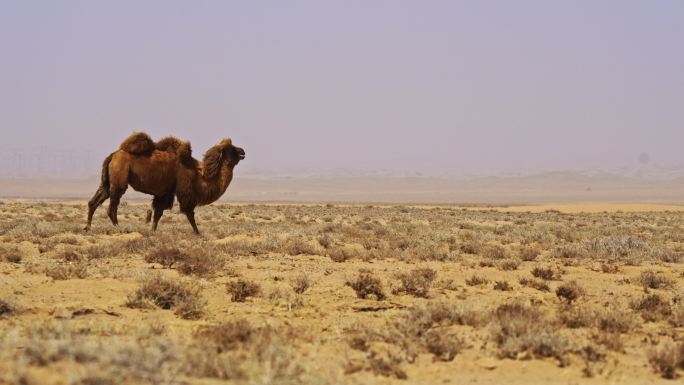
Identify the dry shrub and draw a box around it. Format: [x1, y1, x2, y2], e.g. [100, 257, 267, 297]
[0, 245, 21, 263]
[126, 275, 206, 319]
[283, 237, 319, 256]
[649, 340, 684, 379]
[519, 246, 541, 261]
[497, 259, 521, 271]
[459, 239, 481, 254]
[381, 302, 471, 363]
[290, 273, 310, 294]
[490, 302, 570, 363]
[226, 279, 261, 302]
[596, 304, 638, 334]
[631, 294, 672, 322]
[195, 319, 253, 352]
[532, 266, 563, 280]
[466, 275, 489, 286]
[601, 263, 620, 274]
[145, 247, 223, 278]
[395, 268, 437, 298]
[424, 329, 464, 362]
[145, 247, 184, 267]
[479, 259, 495, 267]
[580, 344, 609, 378]
[494, 281, 513, 291]
[638, 270, 673, 290]
[347, 271, 385, 300]
[558, 305, 596, 328]
[345, 349, 407, 380]
[45, 261, 89, 280]
[519, 277, 550, 292]
[326, 246, 352, 263]
[0, 298, 15, 317]
[556, 281, 584, 304]
[481, 244, 508, 259]
[189, 321, 304, 382]
[176, 248, 224, 277]
[672, 299, 684, 327]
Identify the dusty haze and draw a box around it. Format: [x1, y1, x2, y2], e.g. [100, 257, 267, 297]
[1, 1, 683, 202]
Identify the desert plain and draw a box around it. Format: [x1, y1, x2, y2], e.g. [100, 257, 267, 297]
[1, 200, 684, 385]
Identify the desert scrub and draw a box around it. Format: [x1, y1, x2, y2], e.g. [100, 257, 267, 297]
[638, 270, 673, 290]
[555, 281, 584, 304]
[465, 274, 489, 286]
[494, 280, 513, 291]
[290, 273, 311, 294]
[531, 266, 563, 280]
[346, 271, 386, 300]
[0, 245, 21, 263]
[490, 302, 571, 363]
[226, 279, 261, 302]
[126, 275, 206, 319]
[45, 261, 89, 280]
[631, 294, 672, 322]
[145, 246, 224, 277]
[649, 340, 684, 379]
[0, 298, 15, 317]
[394, 268, 437, 298]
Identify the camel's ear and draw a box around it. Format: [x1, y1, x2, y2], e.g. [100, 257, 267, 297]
[218, 138, 232, 148]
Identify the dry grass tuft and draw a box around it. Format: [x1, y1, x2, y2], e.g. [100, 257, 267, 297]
[226, 279, 261, 302]
[638, 270, 673, 290]
[555, 281, 584, 304]
[395, 268, 437, 298]
[126, 275, 206, 319]
[290, 273, 311, 294]
[494, 281, 513, 291]
[649, 341, 684, 379]
[145, 246, 223, 277]
[195, 319, 254, 352]
[0, 298, 15, 317]
[347, 271, 386, 300]
[466, 275, 489, 286]
[631, 294, 672, 322]
[532, 266, 563, 280]
[490, 302, 570, 363]
[519, 277, 550, 292]
[45, 261, 89, 280]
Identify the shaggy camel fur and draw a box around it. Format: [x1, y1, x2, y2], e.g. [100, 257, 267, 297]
[84, 132, 245, 234]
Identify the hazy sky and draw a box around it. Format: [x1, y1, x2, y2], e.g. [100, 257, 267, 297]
[1, 1, 683, 175]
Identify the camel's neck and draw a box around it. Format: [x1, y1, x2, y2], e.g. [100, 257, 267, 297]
[198, 162, 234, 206]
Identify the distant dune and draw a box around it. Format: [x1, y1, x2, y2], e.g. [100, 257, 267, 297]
[1, 171, 683, 204]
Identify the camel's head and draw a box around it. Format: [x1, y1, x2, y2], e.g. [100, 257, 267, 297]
[218, 138, 245, 165]
[203, 138, 246, 179]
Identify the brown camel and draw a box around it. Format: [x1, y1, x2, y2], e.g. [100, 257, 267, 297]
[84, 132, 245, 234]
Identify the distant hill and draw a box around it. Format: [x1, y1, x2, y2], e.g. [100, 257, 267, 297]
[1, 170, 683, 204]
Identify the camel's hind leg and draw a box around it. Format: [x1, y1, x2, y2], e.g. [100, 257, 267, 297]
[107, 185, 127, 226]
[84, 186, 110, 231]
[151, 194, 174, 231]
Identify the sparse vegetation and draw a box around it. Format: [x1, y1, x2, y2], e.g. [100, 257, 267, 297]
[347, 271, 386, 300]
[126, 274, 206, 319]
[394, 267, 437, 298]
[555, 281, 584, 304]
[1, 201, 683, 383]
[226, 279, 261, 302]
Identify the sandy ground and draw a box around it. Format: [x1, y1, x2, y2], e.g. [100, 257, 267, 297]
[1, 201, 683, 384]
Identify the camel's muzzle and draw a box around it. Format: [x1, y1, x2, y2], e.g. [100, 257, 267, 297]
[236, 147, 246, 160]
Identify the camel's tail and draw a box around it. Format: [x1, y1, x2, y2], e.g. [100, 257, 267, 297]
[100, 153, 114, 193]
